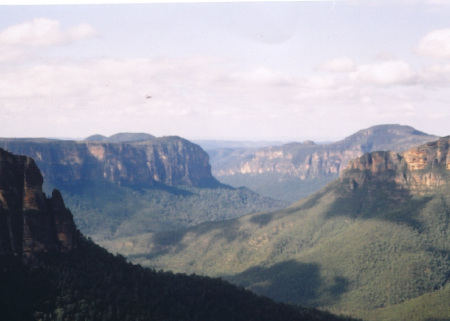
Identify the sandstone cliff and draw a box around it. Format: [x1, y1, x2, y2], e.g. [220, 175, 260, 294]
[210, 125, 439, 180]
[0, 136, 219, 189]
[341, 136, 450, 191]
[0, 148, 78, 261]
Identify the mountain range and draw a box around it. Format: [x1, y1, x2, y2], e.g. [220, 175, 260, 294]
[1, 125, 448, 320]
[0, 146, 356, 321]
[112, 136, 450, 321]
[205, 124, 438, 202]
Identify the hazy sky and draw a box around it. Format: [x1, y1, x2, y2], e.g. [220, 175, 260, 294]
[1, 0, 450, 141]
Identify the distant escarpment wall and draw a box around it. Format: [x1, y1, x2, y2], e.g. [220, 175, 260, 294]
[0, 137, 219, 189]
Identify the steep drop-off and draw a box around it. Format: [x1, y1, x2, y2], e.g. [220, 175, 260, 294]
[0, 135, 286, 241]
[212, 125, 438, 179]
[0, 148, 77, 261]
[343, 137, 450, 190]
[0, 136, 219, 189]
[209, 124, 439, 202]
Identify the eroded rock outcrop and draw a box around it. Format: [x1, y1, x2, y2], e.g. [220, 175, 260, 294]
[0, 148, 78, 262]
[341, 136, 450, 191]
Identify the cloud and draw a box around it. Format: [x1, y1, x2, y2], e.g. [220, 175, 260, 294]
[0, 18, 97, 47]
[319, 58, 356, 73]
[416, 28, 450, 58]
[0, 18, 97, 63]
[351, 60, 416, 86]
[0, 51, 447, 140]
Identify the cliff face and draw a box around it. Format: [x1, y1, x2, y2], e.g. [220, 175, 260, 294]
[0, 136, 219, 189]
[341, 136, 450, 191]
[219, 143, 361, 179]
[0, 148, 78, 261]
[211, 125, 438, 180]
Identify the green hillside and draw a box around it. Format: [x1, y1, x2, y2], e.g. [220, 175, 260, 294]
[363, 283, 450, 321]
[0, 236, 359, 321]
[114, 139, 450, 320]
[217, 172, 336, 203]
[60, 181, 287, 242]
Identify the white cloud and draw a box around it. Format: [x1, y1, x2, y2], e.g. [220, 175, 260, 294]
[0, 18, 97, 63]
[319, 58, 356, 73]
[416, 28, 450, 58]
[0, 52, 447, 140]
[0, 18, 97, 47]
[351, 60, 416, 86]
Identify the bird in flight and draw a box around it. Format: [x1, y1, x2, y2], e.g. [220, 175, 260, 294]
[146, 95, 152, 99]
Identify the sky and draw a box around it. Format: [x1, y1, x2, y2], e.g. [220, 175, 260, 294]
[0, 0, 449, 142]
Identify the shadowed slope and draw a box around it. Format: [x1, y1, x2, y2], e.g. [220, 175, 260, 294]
[0, 147, 358, 321]
[120, 137, 450, 320]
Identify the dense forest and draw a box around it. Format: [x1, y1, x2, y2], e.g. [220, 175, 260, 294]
[60, 181, 287, 241]
[0, 236, 358, 321]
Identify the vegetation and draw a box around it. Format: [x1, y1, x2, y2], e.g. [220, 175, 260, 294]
[0, 237, 359, 321]
[59, 181, 287, 241]
[362, 283, 450, 321]
[217, 172, 336, 203]
[123, 179, 450, 320]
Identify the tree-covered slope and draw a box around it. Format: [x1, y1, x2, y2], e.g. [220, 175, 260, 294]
[0, 146, 354, 321]
[362, 283, 450, 321]
[0, 237, 359, 321]
[122, 137, 450, 320]
[61, 181, 286, 241]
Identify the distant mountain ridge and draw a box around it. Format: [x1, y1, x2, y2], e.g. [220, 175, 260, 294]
[210, 124, 439, 202]
[85, 132, 156, 143]
[212, 124, 438, 178]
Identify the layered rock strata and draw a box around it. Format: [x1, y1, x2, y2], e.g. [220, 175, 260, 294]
[0, 136, 219, 189]
[341, 136, 450, 191]
[211, 125, 439, 180]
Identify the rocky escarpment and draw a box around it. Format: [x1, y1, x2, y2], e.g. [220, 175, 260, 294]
[211, 125, 439, 180]
[0, 148, 78, 262]
[223, 142, 360, 179]
[0, 136, 219, 189]
[341, 136, 450, 191]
